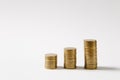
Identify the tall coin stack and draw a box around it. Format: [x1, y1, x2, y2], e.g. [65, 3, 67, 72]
[45, 53, 57, 69]
[64, 47, 76, 69]
[84, 39, 97, 69]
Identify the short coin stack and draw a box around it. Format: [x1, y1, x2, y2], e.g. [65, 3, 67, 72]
[64, 47, 76, 69]
[84, 39, 97, 69]
[45, 53, 57, 69]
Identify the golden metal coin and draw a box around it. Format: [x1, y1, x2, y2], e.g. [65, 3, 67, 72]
[84, 39, 97, 48]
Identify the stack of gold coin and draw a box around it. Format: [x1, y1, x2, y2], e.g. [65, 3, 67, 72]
[45, 53, 57, 69]
[64, 47, 76, 69]
[84, 39, 97, 69]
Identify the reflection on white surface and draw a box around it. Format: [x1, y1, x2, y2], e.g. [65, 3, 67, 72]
[46, 66, 120, 71]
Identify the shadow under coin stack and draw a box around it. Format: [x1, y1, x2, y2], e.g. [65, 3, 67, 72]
[64, 47, 76, 69]
[45, 53, 57, 69]
[84, 39, 97, 69]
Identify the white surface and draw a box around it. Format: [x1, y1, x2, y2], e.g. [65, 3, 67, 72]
[0, 0, 120, 80]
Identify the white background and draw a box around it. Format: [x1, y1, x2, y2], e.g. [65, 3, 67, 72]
[0, 0, 120, 80]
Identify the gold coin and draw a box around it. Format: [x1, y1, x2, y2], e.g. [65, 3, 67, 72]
[84, 39, 97, 48]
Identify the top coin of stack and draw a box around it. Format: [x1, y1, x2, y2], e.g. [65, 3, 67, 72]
[64, 47, 76, 69]
[84, 39, 97, 48]
[45, 53, 57, 69]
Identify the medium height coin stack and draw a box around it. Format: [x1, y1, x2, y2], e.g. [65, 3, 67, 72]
[64, 47, 76, 69]
[84, 39, 97, 69]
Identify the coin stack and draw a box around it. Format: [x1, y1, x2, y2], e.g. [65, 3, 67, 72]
[64, 47, 76, 69]
[84, 39, 97, 69]
[45, 53, 57, 69]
